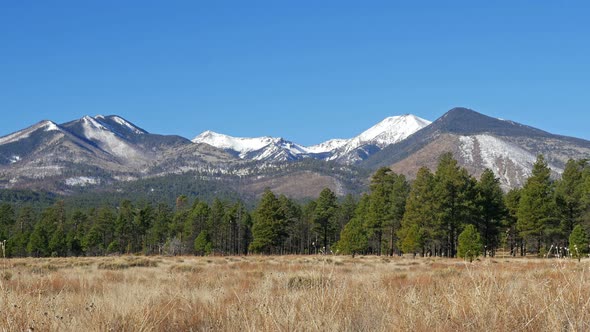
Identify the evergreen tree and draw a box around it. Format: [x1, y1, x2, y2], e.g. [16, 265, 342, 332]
[114, 200, 135, 254]
[7, 206, 36, 257]
[400, 224, 423, 257]
[27, 221, 49, 257]
[366, 167, 394, 255]
[503, 188, 522, 256]
[48, 223, 67, 256]
[313, 188, 338, 252]
[517, 155, 557, 254]
[475, 169, 506, 256]
[568, 225, 589, 261]
[194, 230, 212, 256]
[147, 203, 172, 254]
[433, 153, 477, 257]
[299, 201, 316, 254]
[0, 203, 15, 242]
[457, 224, 483, 262]
[336, 194, 369, 256]
[386, 173, 409, 256]
[279, 195, 303, 254]
[235, 202, 252, 255]
[249, 189, 286, 254]
[334, 194, 357, 242]
[555, 159, 586, 238]
[66, 210, 87, 256]
[83, 206, 115, 255]
[398, 167, 438, 256]
[131, 203, 155, 254]
[183, 200, 210, 252]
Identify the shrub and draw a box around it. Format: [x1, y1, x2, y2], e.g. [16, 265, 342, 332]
[569, 225, 589, 262]
[457, 224, 483, 262]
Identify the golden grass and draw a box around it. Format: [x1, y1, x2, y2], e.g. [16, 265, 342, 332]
[0, 255, 589, 331]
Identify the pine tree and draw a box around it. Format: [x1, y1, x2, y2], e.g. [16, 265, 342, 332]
[66, 210, 87, 256]
[83, 207, 115, 255]
[457, 224, 483, 262]
[555, 159, 586, 238]
[114, 200, 135, 254]
[334, 194, 357, 242]
[400, 224, 424, 257]
[133, 203, 154, 253]
[433, 153, 477, 257]
[183, 200, 210, 253]
[147, 203, 172, 254]
[249, 189, 286, 254]
[517, 155, 557, 254]
[48, 223, 67, 256]
[475, 169, 506, 256]
[503, 189, 522, 256]
[336, 194, 369, 256]
[387, 173, 409, 256]
[568, 225, 589, 262]
[366, 167, 394, 255]
[398, 167, 438, 256]
[313, 188, 338, 252]
[279, 195, 303, 254]
[194, 230, 212, 256]
[0, 203, 15, 242]
[7, 206, 36, 257]
[208, 198, 226, 253]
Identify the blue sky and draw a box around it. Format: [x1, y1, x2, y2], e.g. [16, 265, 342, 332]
[1, 1, 589, 145]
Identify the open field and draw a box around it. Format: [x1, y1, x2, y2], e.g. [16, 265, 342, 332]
[1, 255, 589, 331]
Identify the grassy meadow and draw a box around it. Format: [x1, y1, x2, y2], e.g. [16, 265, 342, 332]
[0, 255, 589, 331]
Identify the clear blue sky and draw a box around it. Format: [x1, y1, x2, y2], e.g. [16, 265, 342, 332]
[1, 1, 589, 145]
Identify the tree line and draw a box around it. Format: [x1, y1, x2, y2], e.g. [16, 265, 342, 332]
[0, 152, 589, 258]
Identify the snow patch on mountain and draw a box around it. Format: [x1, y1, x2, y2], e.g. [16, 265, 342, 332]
[108, 115, 146, 134]
[459, 136, 475, 163]
[80, 116, 142, 159]
[306, 139, 349, 154]
[65, 176, 100, 186]
[459, 134, 564, 189]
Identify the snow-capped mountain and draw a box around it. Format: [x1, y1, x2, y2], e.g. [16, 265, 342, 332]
[192, 131, 308, 161]
[0, 120, 62, 148]
[61, 115, 146, 161]
[364, 108, 588, 190]
[2, 108, 590, 196]
[0, 115, 197, 191]
[306, 139, 349, 154]
[323, 114, 431, 163]
[193, 114, 431, 163]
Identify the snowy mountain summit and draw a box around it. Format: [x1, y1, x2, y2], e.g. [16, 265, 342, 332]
[193, 114, 431, 163]
[322, 114, 431, 163]
[2, 108, 590, 194]
[192, 130, 308, 161]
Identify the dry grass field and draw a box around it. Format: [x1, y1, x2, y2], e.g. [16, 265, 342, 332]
[0, 255, 589, 331]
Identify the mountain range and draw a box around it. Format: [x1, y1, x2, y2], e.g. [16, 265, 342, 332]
[1, 108, 589, 199]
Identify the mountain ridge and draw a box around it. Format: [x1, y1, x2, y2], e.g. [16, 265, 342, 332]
[2, 108, 590, 197]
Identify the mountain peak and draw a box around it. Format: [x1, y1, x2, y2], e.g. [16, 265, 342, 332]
[355, 114, 431, 145]
[433, 107, 549, 137]
[193, 131, 279, 155]
[0, 120, 62, 146]
[103, 115, 147, 135]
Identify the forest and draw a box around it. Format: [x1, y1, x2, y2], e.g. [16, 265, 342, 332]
[1, 152, 589, 259]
